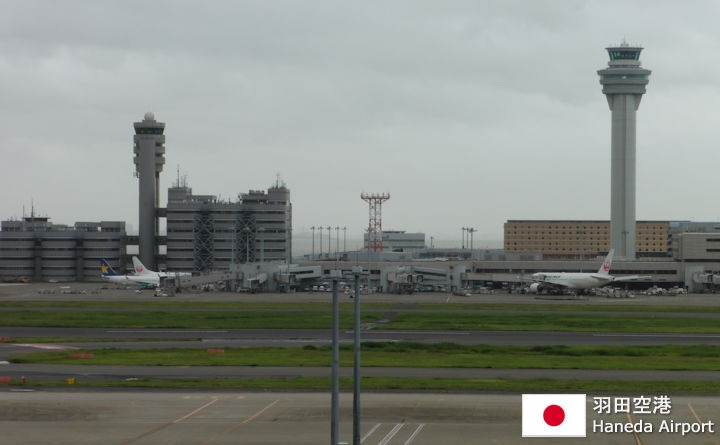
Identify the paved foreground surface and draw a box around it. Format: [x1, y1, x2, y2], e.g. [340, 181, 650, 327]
[1, 390, 719, 444]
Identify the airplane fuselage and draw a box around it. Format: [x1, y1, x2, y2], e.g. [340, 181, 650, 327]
[531, 272, 613, 290]
[102, 274, 160, 287]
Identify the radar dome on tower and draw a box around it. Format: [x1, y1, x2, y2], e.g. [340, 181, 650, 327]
[144, 112, 155, 121]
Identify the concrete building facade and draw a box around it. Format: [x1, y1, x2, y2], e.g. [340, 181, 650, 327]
[0, 217, 126, 282]
[133, 112, 165, 270]
[598, 43, 651, 259]
[504, 220, 669, 259]
[166, 180, 292, 272]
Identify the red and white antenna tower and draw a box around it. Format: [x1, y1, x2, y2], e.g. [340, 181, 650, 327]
[361, 193, 390, 252]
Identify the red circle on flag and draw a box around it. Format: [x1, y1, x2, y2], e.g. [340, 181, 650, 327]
[543, 404, 565, 426]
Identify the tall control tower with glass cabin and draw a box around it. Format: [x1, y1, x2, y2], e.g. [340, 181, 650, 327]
[598, 43, 651, 259]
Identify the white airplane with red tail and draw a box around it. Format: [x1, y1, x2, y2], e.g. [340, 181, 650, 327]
[529, 249, 648, 294]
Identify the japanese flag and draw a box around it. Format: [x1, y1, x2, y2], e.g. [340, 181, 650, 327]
[522, 394, 586, 437]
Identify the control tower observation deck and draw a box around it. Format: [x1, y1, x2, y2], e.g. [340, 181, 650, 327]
[598, 44, 651, 260]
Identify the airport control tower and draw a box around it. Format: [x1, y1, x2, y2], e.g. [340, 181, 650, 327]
[133, 112, 165, 270]
[598, 43, 651, 259]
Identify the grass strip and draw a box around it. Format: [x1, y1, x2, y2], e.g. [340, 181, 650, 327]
[418, 303, 720, 313]
[0, 310, 382, 329]
[12, 343, 720, 371]
[384, 312, 720, 333]
[10, 377, 720, 393]
[1, 309, 718, 334]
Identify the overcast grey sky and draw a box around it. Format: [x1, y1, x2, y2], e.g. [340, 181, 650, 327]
[2, 1, 720, 248]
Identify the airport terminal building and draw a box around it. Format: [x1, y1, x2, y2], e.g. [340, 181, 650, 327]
[0, 216, 126, 282]
[165, 180, 292, 272]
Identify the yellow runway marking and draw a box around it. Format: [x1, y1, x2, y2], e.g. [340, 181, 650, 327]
[688, 403, 720, 445]
[201, 399, 279, 445]
[236, 395, 245, 400]
[626, 413, 642, 445]
[122, 397, 219, 444]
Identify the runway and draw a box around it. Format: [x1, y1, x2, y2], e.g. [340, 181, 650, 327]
[4, 363, 720, 383]
[2, 390, 718, 444]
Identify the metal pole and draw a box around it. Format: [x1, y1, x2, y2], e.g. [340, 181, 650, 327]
[331, 277, 340, 445]
[327, 226, 331, 260]
[335, 227, 340, 259]
[469, 227, 475, 260]
[343, 227, 347, 254]
[319, 226, 323, 259]
[311, 226, 315, 260]
[352, 270, 361, 445]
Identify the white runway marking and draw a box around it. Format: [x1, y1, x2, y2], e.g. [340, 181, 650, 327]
[404, 424, 425, 445]
[378, 423, 404, 445]
[361, 423, 381, 443]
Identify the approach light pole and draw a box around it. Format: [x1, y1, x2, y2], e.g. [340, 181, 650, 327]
[319, 226, 323, 259]
[343, 226, 347, 255]
[335, 226, 340, 259]
[467, 227, 476, 259]
[327, 226, 332, 260]
[310, 226, 316, 260]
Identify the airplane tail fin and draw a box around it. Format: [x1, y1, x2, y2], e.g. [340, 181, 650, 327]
[132, 256, 154, 275]
[100, 259, 118, 277]
[597, 249, 614, 275]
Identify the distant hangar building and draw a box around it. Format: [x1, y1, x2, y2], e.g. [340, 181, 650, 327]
[363, 230, 425, 252]
[0, 216, 126, 282]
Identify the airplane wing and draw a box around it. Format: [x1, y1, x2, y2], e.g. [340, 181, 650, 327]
[589, 274, 613, 281]
[612, 275, 651, 282]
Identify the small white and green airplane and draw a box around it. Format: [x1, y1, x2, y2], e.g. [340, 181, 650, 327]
[100, 258, 159, 287]
[529, 249, 648, 294]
